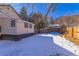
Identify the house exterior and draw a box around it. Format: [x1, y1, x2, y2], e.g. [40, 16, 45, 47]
[0, 4, 35, 40]
[47, 24, 66, 34]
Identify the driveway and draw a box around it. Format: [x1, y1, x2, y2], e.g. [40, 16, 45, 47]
[0, 33, 75, 56]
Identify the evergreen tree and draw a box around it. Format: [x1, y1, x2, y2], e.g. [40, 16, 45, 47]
[28, 13, 34, 22]
[20, 6, 28, 21]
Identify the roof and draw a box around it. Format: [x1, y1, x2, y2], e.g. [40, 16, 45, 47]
[49, 24, 60, 27]
[0, 4, 35, 25]
[49, 24, 61, 28]
[0, 4, 10, 6]
[10, 5, 35, 25]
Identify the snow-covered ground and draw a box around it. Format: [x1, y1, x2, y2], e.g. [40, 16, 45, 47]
[0, 34, 75, 56]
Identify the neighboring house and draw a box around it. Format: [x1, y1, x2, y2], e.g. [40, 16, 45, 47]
[48, 24, 61, 32]
[49, 24, 66, 34]
[39, 24, 64, 33]
[0, 4, 35, 40]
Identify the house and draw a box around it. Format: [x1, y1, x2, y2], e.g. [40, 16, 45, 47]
[39, 24, 66, 34]
[48, 24, 65, 34]
[0, 4, 35, 40]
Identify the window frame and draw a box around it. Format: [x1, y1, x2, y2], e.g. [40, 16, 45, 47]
[29, 24, 32, 28]
[11, 20, 15, 27]
[0, 26, 1, 32]
[24, 22, 28, 28]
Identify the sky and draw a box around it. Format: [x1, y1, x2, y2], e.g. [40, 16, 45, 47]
[11, 3, 79, 19]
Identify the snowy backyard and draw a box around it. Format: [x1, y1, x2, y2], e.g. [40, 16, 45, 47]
[0, 33, 75, 56]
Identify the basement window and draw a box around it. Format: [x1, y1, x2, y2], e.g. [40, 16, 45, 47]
[24, 22, 28, 28]
[11, 20, 15, 27]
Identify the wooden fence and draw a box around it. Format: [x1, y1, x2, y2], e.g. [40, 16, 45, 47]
[64, 27, 79, 45]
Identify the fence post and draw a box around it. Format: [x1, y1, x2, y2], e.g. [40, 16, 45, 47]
[72, 27, 74, 38]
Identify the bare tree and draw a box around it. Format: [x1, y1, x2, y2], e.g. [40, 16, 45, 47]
[38, 3, 58, 27]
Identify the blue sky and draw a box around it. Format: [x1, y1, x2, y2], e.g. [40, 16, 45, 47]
[11, 3, 79, 19]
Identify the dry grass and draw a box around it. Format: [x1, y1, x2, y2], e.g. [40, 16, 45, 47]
[64, 27, 79, 46]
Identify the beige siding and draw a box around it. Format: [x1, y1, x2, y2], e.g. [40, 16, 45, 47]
[16, 20, 34, 35]
[0, 19, 35, 35]
[0, 19, 2, 35]
[0, 5, 35, 35]
[0, 5, 20, 19]
[1, 19, 17, 35]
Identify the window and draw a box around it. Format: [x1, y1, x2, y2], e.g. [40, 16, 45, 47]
[24, 23, 28, 28]
[0, 26, 1, 32]
[11, 20, 15, 27]
[29, 24, 32, 28]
